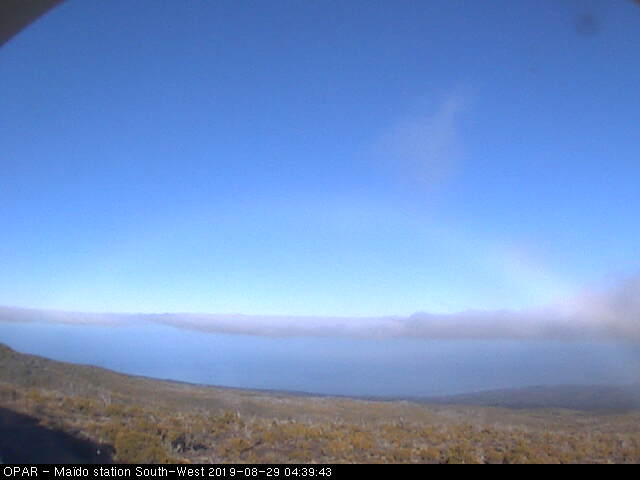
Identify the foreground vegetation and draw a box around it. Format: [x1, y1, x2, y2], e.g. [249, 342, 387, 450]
[2, 344, 640, 464]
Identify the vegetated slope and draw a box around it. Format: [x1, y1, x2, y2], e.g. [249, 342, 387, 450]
[2, 343, 640, 464]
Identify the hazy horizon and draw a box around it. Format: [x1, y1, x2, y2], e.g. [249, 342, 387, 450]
[3, 319, 640, 398]
[2, 301, 640, 397]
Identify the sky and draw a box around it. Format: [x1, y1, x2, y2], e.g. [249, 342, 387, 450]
[2, 0, 640, 320]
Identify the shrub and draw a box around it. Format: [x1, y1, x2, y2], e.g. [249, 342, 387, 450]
[114, 430, 172, 464]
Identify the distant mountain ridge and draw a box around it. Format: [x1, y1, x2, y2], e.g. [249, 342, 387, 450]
[408, 385, 640, 411]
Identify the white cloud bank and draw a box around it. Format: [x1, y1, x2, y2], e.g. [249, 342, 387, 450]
[1, 274, 639, 342]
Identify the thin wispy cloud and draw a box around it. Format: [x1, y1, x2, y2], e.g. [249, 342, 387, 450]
[2, 274, 639, 342]
[375, 93, 468, 188]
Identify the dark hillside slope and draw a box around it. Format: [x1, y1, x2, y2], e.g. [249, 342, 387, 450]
[0, 407, 112, 463]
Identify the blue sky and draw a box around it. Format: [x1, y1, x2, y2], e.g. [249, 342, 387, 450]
[2, 0, 640, 317]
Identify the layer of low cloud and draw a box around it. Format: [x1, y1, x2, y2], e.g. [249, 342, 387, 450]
[1, 274, 639, 342]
